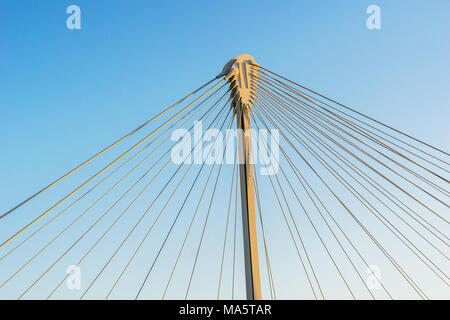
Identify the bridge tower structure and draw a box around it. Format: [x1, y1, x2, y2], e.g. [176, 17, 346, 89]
[219, 55, 262, 300]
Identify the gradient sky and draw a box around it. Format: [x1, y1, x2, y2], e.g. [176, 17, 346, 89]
[0, 0, 449, 300]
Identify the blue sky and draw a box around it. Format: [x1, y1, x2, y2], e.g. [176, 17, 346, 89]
[0, 0, 449, 299]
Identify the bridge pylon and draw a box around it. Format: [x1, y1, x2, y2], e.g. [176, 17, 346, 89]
[219, 55, 262, 300]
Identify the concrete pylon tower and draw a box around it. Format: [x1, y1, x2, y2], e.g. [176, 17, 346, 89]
[219, 55, 262, 300]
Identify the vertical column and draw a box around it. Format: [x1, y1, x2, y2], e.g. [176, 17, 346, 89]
[236, 100, 262, 300]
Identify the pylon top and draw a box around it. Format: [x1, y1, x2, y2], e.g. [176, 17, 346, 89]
[218, 54, 259, 108]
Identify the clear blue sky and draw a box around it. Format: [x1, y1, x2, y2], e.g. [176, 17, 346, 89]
[0, 0, 449, 299]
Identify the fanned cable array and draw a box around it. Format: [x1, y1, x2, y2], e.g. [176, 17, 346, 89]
[0, 57, 448, 300]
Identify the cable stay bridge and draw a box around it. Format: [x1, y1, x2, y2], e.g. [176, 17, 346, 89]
[0, 55, 448, 300]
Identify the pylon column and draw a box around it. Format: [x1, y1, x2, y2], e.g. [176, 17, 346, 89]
[219, 54, 262, 300]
